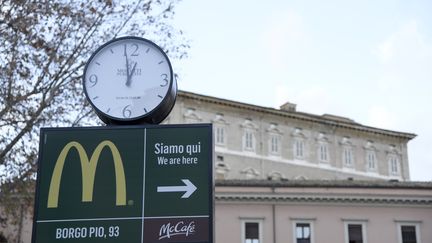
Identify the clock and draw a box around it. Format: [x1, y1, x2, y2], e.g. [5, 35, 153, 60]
[83, 36, 177, 125]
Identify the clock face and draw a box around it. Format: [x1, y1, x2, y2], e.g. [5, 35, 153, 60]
[83, 37, 174, 123]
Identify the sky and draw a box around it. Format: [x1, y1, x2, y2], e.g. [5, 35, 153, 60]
[170, 0, 432, 181]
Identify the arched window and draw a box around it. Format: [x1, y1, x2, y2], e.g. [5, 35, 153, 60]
[387, 145, 401, 177]
[341, 137, 355, 168]
[241, 119, 258, 153]
[213, 113, 229, 147]
[365, 141, 378, 172]
[293, 139, 304, 159]
[292, 128, 307, 160]
[267, 123, 282, 156]
[366, 150, 377, 171]
[343, 147, 354, 167]
[317, 133, 330, 163]
[388, 155, 399, 175]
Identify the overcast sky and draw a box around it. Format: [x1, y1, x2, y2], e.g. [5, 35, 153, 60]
[170, 0, 432, 181]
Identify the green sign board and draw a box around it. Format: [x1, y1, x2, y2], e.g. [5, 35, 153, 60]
[32, 124, 213, 243]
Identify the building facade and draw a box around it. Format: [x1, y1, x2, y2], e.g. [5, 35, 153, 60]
[167, 91, 416, 182]
[215, 180, 432, 243]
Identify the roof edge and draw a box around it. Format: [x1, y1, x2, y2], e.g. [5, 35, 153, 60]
[178, 90, 417, 140]
[215, 179, 432, 189]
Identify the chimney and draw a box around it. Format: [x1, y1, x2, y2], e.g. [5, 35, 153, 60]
[280, 101, 297, 112]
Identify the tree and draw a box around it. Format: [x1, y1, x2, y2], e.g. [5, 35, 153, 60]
[0, 0, 188, 239]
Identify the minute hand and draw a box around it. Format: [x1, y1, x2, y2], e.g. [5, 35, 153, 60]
[124, 45, 131, 86]
[126, 62, 137, 87]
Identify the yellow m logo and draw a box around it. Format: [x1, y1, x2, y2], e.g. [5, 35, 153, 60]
[47, 140, 126, 208]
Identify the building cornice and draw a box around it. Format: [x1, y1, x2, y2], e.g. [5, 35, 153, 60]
[178, 90, 416, 140]
[216, 179, 432, 189]
[215, 180, 432, 206]
[215, 192, 432, 206]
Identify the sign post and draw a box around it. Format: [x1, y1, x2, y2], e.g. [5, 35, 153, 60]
[32, 124, 213, 243]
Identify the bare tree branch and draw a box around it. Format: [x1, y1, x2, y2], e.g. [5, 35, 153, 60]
[0, 4, 189, 231]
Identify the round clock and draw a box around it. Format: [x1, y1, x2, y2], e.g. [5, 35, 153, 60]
[83, 36, 176, 125]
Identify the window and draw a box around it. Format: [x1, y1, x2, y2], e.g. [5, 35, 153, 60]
[296, 223, 311, 243]
[343, 147, 354, 167]
[401, 226, 417, 243]
[366, 151, 376, 172]
[270, 135, 280, 155]
[242, 220, 262, 243]
[245, 222, 259, 243]
[241, 119, 257, 152]
[292, 128, 307, 159]
[344, 221, 367, 243]
[341, 137, 354, 168]
[295, 139, 304, 159]
[388, 155, 400, 175]
[317, 133, 329, 163]
[348, 224, 363, 243]
[318, 143, 329, 162]
[292, 219, 315, 243]
[267, 123, 282, 156]
[244, 130, 255, 151]
[213, 113, 229, 146]
[396, 222, 421, 243]
[215, 126, 225, 145]
[365, 141, 377, 172]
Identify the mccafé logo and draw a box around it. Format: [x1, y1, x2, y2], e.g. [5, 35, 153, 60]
[47, 140, 126, 208]
[158, 220, 196, 240]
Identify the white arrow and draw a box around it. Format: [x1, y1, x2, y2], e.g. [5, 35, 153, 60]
[157, 179, 197, 198]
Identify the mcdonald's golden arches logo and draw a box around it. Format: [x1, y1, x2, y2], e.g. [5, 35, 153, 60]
[47, 140, 127, 208]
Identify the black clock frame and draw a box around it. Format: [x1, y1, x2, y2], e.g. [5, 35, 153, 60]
[82, 36, 177, 125]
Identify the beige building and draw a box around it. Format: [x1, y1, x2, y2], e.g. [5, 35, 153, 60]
[167, 91, 416, 181]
